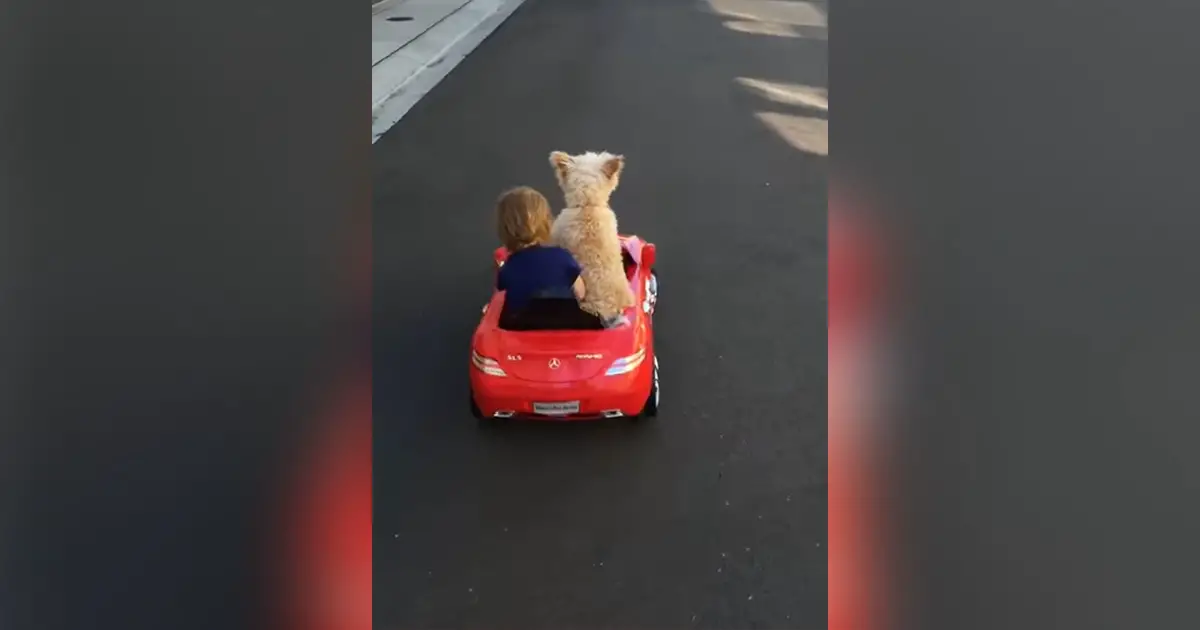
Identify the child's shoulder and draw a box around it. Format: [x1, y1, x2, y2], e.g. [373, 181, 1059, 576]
[540, 245, 579, 264]
[517, 244, 573, 259]
[506, 244, 570, 265]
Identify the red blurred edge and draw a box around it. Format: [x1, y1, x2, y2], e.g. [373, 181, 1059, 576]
[276, 213, 372, 630]
[275, 365, 372, 630]
[829, 183, 888, 630]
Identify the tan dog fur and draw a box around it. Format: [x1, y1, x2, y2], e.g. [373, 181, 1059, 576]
[547, 150, 636, 320]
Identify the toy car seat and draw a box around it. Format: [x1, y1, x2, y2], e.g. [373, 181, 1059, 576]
[499, 298, 606, 331]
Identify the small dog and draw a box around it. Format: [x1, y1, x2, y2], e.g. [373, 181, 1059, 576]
[547, 150, 637, 321]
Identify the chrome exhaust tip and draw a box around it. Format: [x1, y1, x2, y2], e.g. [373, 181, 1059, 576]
[602, 409, 624, 418]
[493, 410, 515, 418]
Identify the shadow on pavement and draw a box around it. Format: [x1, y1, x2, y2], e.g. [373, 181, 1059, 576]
[371, 0, 827, 627]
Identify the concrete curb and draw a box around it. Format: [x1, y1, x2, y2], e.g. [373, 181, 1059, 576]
[371, 0, 394, 14]
[371, 0, 526, 143]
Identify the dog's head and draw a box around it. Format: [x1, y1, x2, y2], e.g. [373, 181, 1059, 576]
[548, 151, 625, 207]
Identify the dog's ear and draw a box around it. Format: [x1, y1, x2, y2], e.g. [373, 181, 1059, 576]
[549, 151, 572, 182]
[601, 155, 625, 181]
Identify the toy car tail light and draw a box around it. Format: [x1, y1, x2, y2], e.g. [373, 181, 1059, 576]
[604, 347, 646, 376]
[471, 350, 507, 377]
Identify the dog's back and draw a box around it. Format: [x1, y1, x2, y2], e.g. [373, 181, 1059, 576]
[552, 205, 635, 319]
[546, 149, 636, 320]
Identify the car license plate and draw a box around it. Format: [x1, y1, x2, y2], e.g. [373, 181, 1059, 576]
[532, 401, 580, 416]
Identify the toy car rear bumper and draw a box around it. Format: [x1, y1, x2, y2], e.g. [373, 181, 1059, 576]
[470, 367, 653, 420]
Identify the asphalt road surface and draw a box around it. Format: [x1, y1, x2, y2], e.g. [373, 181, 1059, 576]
[373, 0, 828, 627]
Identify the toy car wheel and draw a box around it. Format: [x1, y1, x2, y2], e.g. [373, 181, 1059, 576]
[636, 354, 660, 419]
[646, 269, 658, 315]
[472, 396, 509, 427]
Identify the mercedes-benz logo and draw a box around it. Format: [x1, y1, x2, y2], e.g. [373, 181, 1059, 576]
[548, 358, 561, 369]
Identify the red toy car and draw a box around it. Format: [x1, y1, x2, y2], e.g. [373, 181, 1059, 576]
[469, 235, 659, 422]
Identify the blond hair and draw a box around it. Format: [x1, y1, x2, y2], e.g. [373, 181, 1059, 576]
[496, 186, 552, 251]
